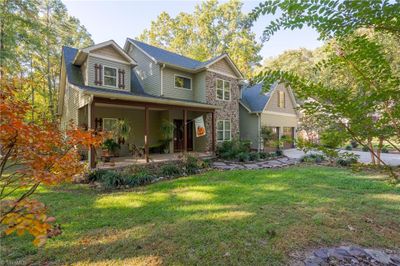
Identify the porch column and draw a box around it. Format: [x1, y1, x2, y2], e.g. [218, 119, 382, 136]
[88, 98, 96, 169]
[144, 106, 149, 163]
[211, 111, 215, 154]
[183, 109, 187, 153]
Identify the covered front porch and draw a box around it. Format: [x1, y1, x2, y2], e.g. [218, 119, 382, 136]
[81, 96, 217, 168]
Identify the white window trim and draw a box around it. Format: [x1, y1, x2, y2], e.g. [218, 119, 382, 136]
[102, 117, 118, 132]
[102, 65, 118, 88]
[216, 78, 231, 101]
[174, 74, 192, 90]
[216, 119, 232, 142]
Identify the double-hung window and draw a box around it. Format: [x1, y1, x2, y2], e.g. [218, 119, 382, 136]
[217, 120, 231, 142]
[103, 66, 117, 88]
[175, 75, 192, 90]
[216, 79, 230, 100]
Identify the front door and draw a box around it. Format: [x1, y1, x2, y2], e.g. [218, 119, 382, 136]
[173, 119, 193, 152]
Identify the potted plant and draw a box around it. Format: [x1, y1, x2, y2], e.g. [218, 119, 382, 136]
[160, 120, 175, 153]
[101, 138, 120, 162]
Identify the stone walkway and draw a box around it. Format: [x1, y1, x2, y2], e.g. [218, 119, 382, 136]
[212, 156, 299, 170]
[303, 246, 400, 266]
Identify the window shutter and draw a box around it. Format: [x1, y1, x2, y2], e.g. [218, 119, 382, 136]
[98, 64, 102, 85]
[277, 91, 280, 107]
[94, 64, 99, 85]
[118, 69, 125, 89]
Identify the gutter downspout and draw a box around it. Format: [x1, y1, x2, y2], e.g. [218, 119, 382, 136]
[257, 113, 261, 152]
[160, 64, 166, 96]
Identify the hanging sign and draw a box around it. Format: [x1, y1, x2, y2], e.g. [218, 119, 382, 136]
[194, 116, 206, 137]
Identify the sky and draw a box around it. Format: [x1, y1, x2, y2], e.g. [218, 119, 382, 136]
[63, 0, 323, 61]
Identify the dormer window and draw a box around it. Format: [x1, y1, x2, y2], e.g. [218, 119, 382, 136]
[175, 75, 192, 90]
[103, 66, 117, 88]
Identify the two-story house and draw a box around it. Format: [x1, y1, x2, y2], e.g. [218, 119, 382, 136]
[58, 39, 243, 167]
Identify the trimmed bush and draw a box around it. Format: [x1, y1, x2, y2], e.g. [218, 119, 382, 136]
[345, 145, 352, 151]
[381, 147, 389, 153]
[259, 152, 268, 159]
[300, 154, 325, 163]
[160, 164, 181, 176]
[336, 152, 359, 166]
[87, 169, 110, 183]
[217, 140, 251, 160]
[275, 150, 283, 156]
[237, 152, 249, 162]
[249, 152, 260, 161]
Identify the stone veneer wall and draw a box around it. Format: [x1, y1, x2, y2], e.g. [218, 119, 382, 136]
[203, 71, 240, 151]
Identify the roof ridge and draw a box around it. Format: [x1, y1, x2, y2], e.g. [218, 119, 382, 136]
[128, 38, 202, 64]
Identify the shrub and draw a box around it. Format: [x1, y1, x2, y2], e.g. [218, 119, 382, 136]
[249, 152, 260, 161]
[362, 145, 370, 152]
[237, 152, 249, 162]
[269, 152, 277, 158]
[217, 140, 251, 160]
[184, 155, 201, 175]
[259, 152, 268, 159]
[345, 145, 352, 151]
[381, 147, 389, 153]
[160, 163, 181, 176]
[100, 171, 126, 189]
[300, 154, 325, 163]
[350, 140, 358, 148]
[336, 152, 359, 166]
[275, 150, 283, 156]
[87, 169, 110, 183]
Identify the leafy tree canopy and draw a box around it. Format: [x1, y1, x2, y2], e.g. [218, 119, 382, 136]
[138, 0, 263, 77]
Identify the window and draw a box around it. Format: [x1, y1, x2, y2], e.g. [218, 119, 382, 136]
[217, 120, 231, 142]
[216, 79, 230, 100]
[103, 118, 118, 132]
[175, 75, 192, 90]
[278, 91, 285, 108]
[103, 66, 117, 87]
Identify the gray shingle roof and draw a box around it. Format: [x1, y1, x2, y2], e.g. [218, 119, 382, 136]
[240, 82, 278, 113]
[128, 38, 222, 70]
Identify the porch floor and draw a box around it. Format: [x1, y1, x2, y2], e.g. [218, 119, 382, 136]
[97, 152, 214, 170]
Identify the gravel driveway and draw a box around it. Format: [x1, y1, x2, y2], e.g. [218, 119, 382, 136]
[284, 148, 400, 166]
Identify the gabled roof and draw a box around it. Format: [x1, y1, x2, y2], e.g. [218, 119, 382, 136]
[73, 40, 136, 66]
[126, 38, 243, 78]
[240, 82, 278, 113]
[60, 46, 219, 110]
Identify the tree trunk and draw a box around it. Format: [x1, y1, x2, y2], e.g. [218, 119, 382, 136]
[0, 0, 9, 78]
[45, 2, 54, 122]
[368, 138, 375, 165]
[377, 137, 383, 166]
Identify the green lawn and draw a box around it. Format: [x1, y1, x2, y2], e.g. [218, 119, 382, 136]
[2, 166, 400, 265]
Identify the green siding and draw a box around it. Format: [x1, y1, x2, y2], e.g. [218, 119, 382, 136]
[239, 104, 260, 150]
[162, 67, 194, 100]
[129, 45, 161, 96]
[193, 71, 206, 103]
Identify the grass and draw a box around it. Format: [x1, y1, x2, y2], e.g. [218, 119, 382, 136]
[1, 166, 400, 265]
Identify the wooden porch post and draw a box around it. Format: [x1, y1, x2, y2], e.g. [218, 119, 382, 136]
[88, 98, 96, 169]
[211, 111, 215, 154]
[144, 106, 149, 163]
[183, 109, 187, 153]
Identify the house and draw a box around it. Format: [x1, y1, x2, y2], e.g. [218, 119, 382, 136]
[58, 39, 243, 167]
[239, 82, 299, 151]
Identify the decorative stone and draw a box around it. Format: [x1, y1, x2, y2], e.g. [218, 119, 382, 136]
[365, 249, 392, 264]
[314, 248, 329, 259]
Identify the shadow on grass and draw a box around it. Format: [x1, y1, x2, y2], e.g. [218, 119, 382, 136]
[2, 166, 400, 265]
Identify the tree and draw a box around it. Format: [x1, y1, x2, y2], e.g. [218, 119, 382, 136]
[138, 0, 262, 77]
[1, 0, 93, 121]
[0, 78, 105, 246]
[250, 0, 400, 180]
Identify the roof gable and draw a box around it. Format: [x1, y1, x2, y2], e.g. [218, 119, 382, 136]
[240, 82, 277, 113]
[74, 40, 136, 65]
[126, 39, 243, 78]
